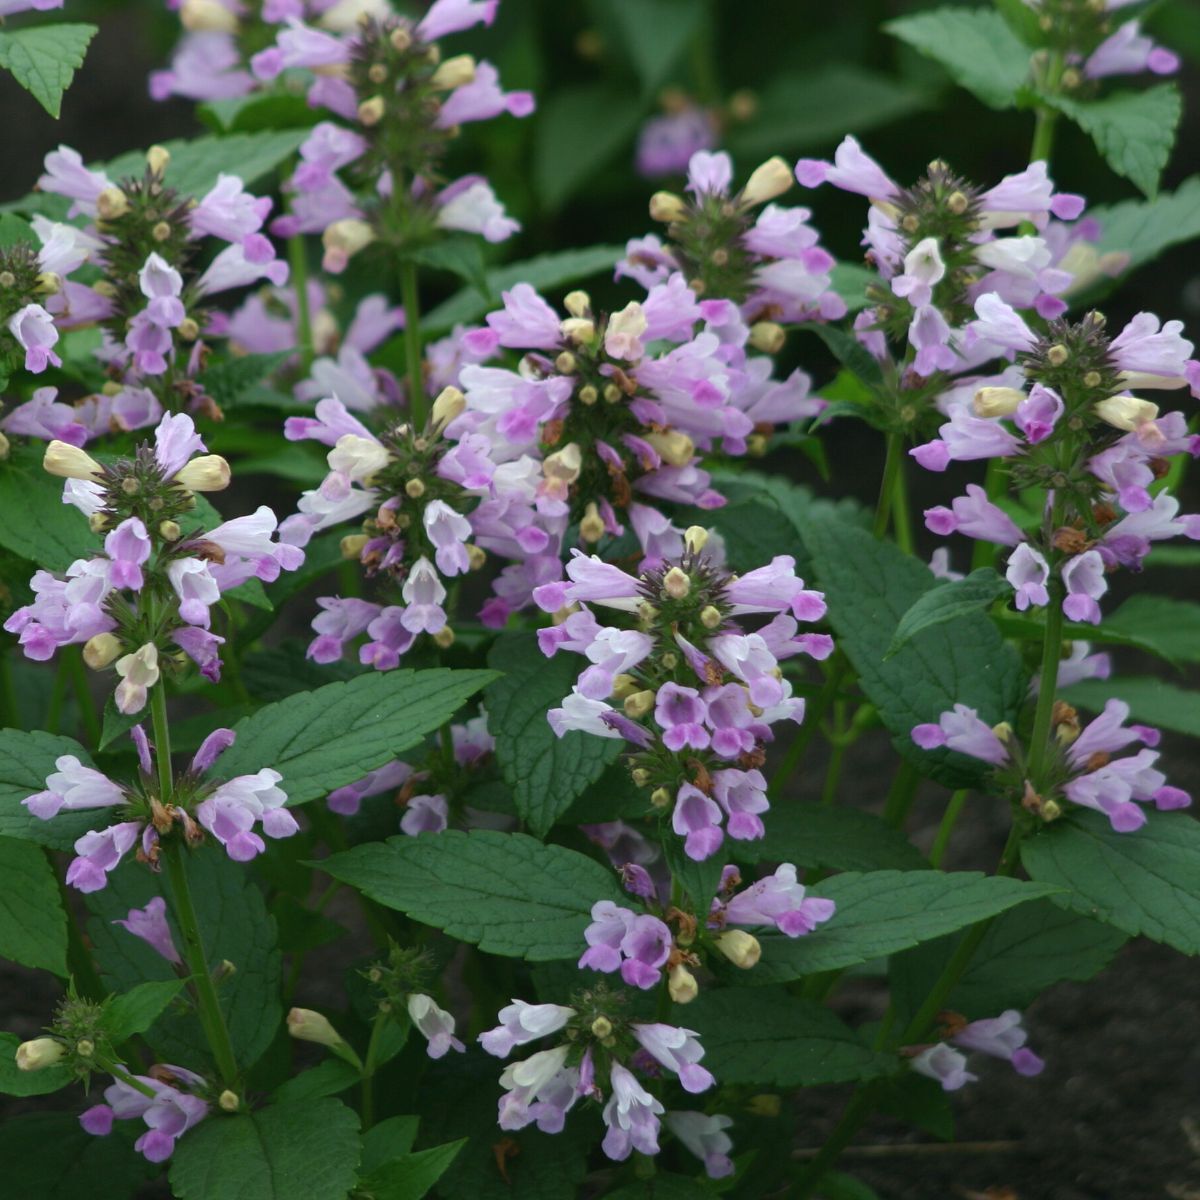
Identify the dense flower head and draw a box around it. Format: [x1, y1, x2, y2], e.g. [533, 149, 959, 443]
[534, 532, 830, 860]
[912, 697, 1191, 833]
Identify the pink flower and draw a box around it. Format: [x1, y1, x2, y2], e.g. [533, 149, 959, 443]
[113, 897, 181, 965]
[8, 304, 62, 373]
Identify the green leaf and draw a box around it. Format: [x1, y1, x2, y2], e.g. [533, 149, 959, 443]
[0, 1031, 70, 1096]
[1063, 676, 1200, 740]
[1021, 809, 1200, 954]
[890, 899, 1126, 1021]
[885, 567, 1010, 658]
[361, 1116, 419, 1171]
[0, 443, 95, 571]
[485, 634, 622, 837]
[829, 262, 876, 314]
[729, 66, 932, 159]
[0, 212, 34, 248]
[215, 668, 496, 807]
[169, 1098, 361, 1200]
[320, 830, 625, 960]
[800, 322, 883, 387]
[608, 0, 701, 94]
[404, 236, 490, 298]
[1092, 175, 1200, 273]
[104, 980, 187, 1043]
[662, 835, 727, 915]
[801, 512, 1025, 787]
[817, 1172, 884, 1200]
[0, 23, 97, 117]
[0, 729, 101, 849]
[197, 351, 292, 410]
[0, 836, 67, 974]
[99, 696, 141, 751]
[86, 848, 281, 1070]
[1099, 594, 1200, 663]
[423, 245, 625, 333]
[1045, 84, 1182, 198]
[200, 89, 321, 134]
[359, 1141, 466, 1200]
[685, 987, 890, 1086]
[885, 8, 1030, 109]
[534, 84, 644, 211]
[273, 1058, 360, 1105]
[732, 871, 1059, 983]
[733, 803, 927, 872]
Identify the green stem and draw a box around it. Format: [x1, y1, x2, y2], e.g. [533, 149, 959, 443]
[99, 1058, 158, 1099]
[820, 735, 846, 808]
[68, 649, 101, 747]
[288, 235, 315, 375]
[767, 658, 846, 800]
[53, 858, 104, 1002]
[881, 760, 920, 830]
[873, 432, 904, 541]
[971, 459, 1007, 571]
[891, 442, 913, 555]
[359, 1009, 390, 1131]
[929, 790, 968, 869]
[400, 261, 426, 429]
[152, 687, 239, 1088]
[1027, 588, 1066, 781]
[45, 656, 69, 734]
[0, 651, 19, 728]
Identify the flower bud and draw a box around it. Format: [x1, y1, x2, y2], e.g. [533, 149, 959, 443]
[15, 1037, 64, 1071]
[603, 383, 622, 404]
[466, 543, 486, 570]
[405, 478, 426, 499]
[0, 271, 13, 287]
[1041, 799, 1063, 821]
[650, 786, 672, 809]
[554, 350, 577, 374]
[611, 673, 638, 699]
[973, 386, 1024, 418]
[543, 442, 582, 483]
[43, 441, 103, 481]
[560, 317, 595, 344]
[75, 1038, 94, 1058]
[286, 1007, 345, 1048]
[358, 96, 385, 126]
[36, 271, 61, 296]
[367, 63, 387, 84]
[218, 1089, 240, 1112]
[714, 930, 761, 969]
[663, 566, 690, 599]
[1046, 343, 1069, 367]
[96, 187, 129, 221]
[579, 502, 605, 543]
[623, 689, 655, 719]
[991, 721, 1014, 743]
[89, 513, 109, 533]
[748, 321, 785, 353]
[180, 0, 237, 33]
[83, 632, 123, 670]
[578, 384, 598, 406]
[341, 533, 369, 559]
[431, 54, 476, 90]
[0, 431, 8, 461]
[643, 429, 694, 467]
[742, 156, 793, 206]
[390, 26, 412, 51]
[668, 964, 698, 1004]
[684, 525, 708, 554]
[322, 219, 375, 274]
[649, 192, 688, 223]
[563, 290, 591, 318]
[590, 1015, 613, 1039]
[1094, 395, 1159, 432]
[630, 767, 651, 787]
[92, 280, 117, 299]
[151, 221, 172, 243]
[431, 385, 466, 431]
[699, 605, 722, 629]
[173, 454, 231, 492]
[432, 626, 455, 648]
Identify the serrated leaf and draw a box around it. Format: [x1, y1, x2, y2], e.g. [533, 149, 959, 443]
[104, 980, 187, 1043]
[1100, 594, 1200, 663]
[609, 0, 701, 94]
[0, 836, 68, 974]
[1063, 676, 1200, 740]
[1046, 84, 1182, 198]
[731, 871, 1059, 983]
[0, 728, 101, 849]
[685, 987, 890, 1086]
[197, 351, 291, 409]
[885, 8, 1030, 109]
[99, 695, 141, 750]
[800, 322, 884, 387]
[169, 1098, 361, 1200]
[423, 244, 625, 333]
[0, 443, 95, 571]
[1092, 175, 1200, 273]
[86, 848, 281, 1070]
[0, 1031, 71, 1096]
[215, 668, 496, 807]
[320, 830, 624, 960]
[0, 23, 97, 117]
[733, 803, 927, 872]
[404, 237, 490, 298]
[885, 567, 1010, 658]
[1021, 809, 1200, 954]
[801, 512, 1025, 787]
[360, 1140, 466, 1200]
[200, 89, 321, 134]
[485, 634, 622, 836]
[273, 1058, 360, 1105]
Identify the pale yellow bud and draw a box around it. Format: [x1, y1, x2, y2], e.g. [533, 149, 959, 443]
[88, 513, 109, 533]
[178, 317, 200, 341]
[630, 766, 651, 787]
[668, 964, 698, 1004]
[0, 431, 8, 461]
[322, 218, 375, 273]
[684, 525, 708, 554]
[643, 429, 694, 467]
[75, 1038, 94, 1058]
[563, 290, 591, 318]
[15, 1037, 64, 1071]
[431, 385, 466, 431]
[218, 1089, 240, 1112]
[543, 442, 582, 484]
[590, 1015, 613, 1039]
[173, 454, 231, 492]
[152, 221, 172, 243]
[603, 383, 622, 404]
[368, 63, 387, 84]
[555, 351, 577, 374]
[340, 534, 369, 559]
[650, 786, 672, 810]
[180, 0, 237, 33]
[92, 280, 118, 299]
[973, 386, 1025, 418]
[560, 317, 595, 344]
[1046, 343, 1069, 367]
[466, 543, 486, 570]
[623, 689, 655, 719]
[83, 632, 123, 670]
[286, 1007, 345, 1048]
[991, 721, 1014, 743]
[405, 478, 426, 499]
[358, 96, 385, 126]
[433, 626, 456, 648]
[578, 384, 598, 406]
[610, 674, 638, 700]
[35, 271, 61, 296]
[742, 156, 793, 206]
[1041, 799, 1063, 821]
[1094, 395, 1159, 432]
[431, 54, 476, 90]
[699, 605, 722, 629]
[714, 930, 761, 969]
[649, 191, 688, 223]
[662, 566, 690, 599]
[579, 502, 605, 543]
[96, 187, 129, 221]
[43, 440, 103, 481]
[159, 520, 181, 541]
[0, 271, 13, 287]
[748, 321, 785, 353]
[390, 26, 412, 51]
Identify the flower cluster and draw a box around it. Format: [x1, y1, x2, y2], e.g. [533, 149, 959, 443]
[80, 1063, 210, 1163]
[909, 1009, 1044, 1091]
[24, 724, 296, 891]
[914, 697, 1191, 832]
[534, 531, 830, 860]
[4, 413, 301, 695]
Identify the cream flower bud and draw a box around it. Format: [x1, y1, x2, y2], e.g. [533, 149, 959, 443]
[36, 272, 62, 296]
[466, 543, 486, 570]
[649, 191, 688, 223]
[431, 385, 466, 431]
[287, 1007, 345, 1047]
[560, 317, 595, 344]
[357, 96, 385, 126]
[611, 674, 638, 699]
[1094, 395, 1159, 432]
[623, 689, 655, 718]
[650, 786, 672, 809]
[579, 501, 605, 543]
[668, 964, 698, 1004]
[173, 454, 231, 492]
[714, 930, 761, 969]
[643, 429, 694, 467]
[218, 1089, 240, 1112]
[578, 384, 598, 406]
[684, 525, 708, 553]
[322, 218, 375, 273]
[160, 520, 181, 541]
[341, 534, 369, 559]
[663, 566, 690, 599]
[96, 187, 129, 221]
[973, 386, 1025, 418]
[543, 442, 582, 483]
[431, 54, 476, 90]
[742, 156, 793, 206]
[328, 434, 390, 482]
[433, 626, 455, 648]
[748, 321, 785, 353]
[180, 0, 237, 33]
[0, 431, 8, 461]
[405, 478, 426, 499]
[83, 632, 123, 670]
[178, 318, 200, 341]
[43, 440, 103, 481]
[15, 1037, 65, 1071]
[389, 26, 412, 51]
[563, 290, 591, 318]
[699, 605, 722, 629]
